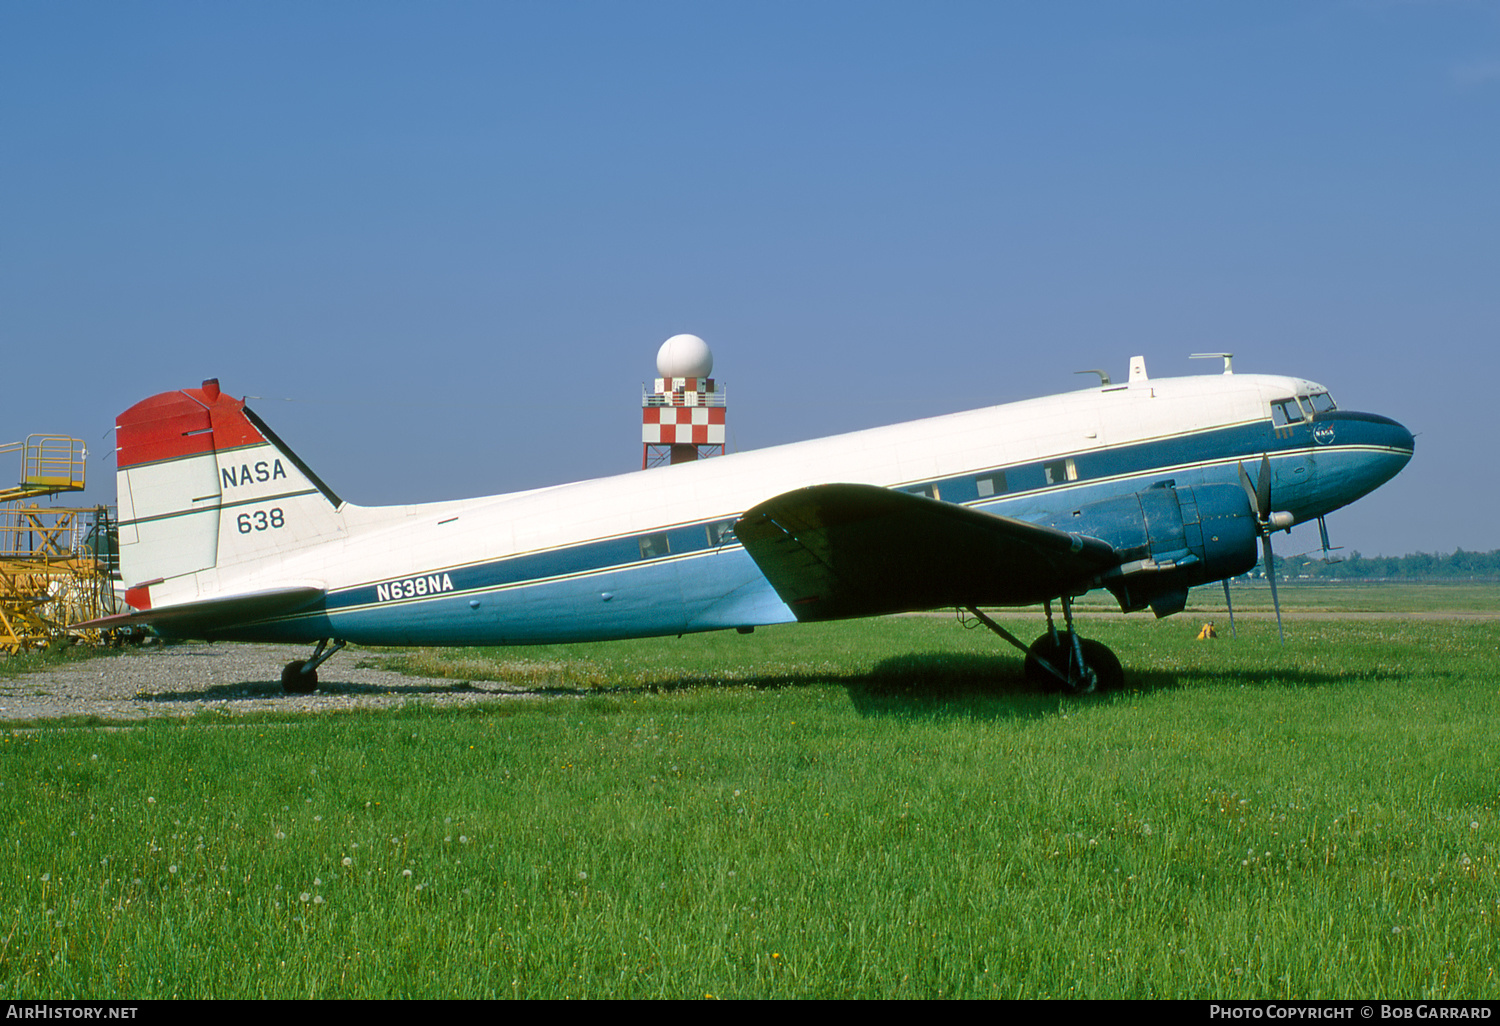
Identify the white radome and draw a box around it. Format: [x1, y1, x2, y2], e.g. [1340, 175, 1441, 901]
[656, 334, 714, 378]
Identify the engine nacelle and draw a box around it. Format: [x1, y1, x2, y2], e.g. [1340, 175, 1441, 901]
[1043, 482, 1259, 617]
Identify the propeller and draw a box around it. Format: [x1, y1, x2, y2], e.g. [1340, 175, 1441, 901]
[1221, 578, 1238, 639]
[1238, 454, 1293, 645]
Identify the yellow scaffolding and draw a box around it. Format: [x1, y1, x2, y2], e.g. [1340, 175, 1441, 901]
[0, 435, 120, 654]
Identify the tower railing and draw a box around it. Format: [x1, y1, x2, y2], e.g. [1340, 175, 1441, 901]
[0, 435, 87, 503]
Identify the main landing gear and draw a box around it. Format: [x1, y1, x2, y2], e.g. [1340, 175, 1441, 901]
[965, 599, 1124, 694]
[281, 638, 346, 694]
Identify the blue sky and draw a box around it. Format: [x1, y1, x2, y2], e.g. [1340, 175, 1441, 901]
[5, 1, 1497, 557]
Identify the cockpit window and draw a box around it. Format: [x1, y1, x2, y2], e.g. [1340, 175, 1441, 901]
[1307, 391, 1336, 414]
[1271, 398, 1304, 426]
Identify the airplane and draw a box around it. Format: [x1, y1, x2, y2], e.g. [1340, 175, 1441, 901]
[86, 354, 1414, 695]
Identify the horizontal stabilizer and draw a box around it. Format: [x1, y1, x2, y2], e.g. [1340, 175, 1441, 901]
[735, 484, 1119, 621]
[77, 586, 325, 636]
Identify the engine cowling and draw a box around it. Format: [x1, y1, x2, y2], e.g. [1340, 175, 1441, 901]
[1042, 482, 1259, 617]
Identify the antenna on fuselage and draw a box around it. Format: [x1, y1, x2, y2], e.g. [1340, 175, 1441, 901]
[1074, 369, 1111, 386]
[1190, 352, 1235, 374]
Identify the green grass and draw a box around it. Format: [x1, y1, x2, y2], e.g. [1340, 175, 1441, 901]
[3, 613, 1499, 998]
[1203, 581, 1500, 614]
[1079, 580, 1500, 614]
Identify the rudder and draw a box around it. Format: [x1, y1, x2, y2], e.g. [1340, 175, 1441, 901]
[115, 379, 345, 608]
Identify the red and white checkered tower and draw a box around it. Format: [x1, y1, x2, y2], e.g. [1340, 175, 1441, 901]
[642, 334, 726, 469]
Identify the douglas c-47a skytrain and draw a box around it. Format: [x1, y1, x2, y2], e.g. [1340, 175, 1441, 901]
[87, 355, 1414, 694]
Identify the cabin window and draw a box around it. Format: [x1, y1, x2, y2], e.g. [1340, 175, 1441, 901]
[1308, 391, 1336, 414]
[1271, 399, 1304, 426]
[1043, 458, 1077, 485]
[706, 520, 736, 547]
[902, 484, 939, 499]
[638, 533, 670, 559]
[975, 472, 1007, 498]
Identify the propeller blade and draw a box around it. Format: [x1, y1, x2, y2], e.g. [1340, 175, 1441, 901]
[1239, 453, 1284, 644]
[1238, 460, 1261, 518]
[1261, 533, 1285, 645]
[1256, 453, 1273, 521]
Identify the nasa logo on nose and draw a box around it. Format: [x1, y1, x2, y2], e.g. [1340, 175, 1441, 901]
[1314, 424, 1335, 445]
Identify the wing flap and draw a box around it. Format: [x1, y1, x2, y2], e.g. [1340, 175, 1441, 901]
[734, 484, 1119, 621]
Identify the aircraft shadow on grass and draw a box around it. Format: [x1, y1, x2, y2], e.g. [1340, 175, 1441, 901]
[842, 652, 1426, 719]
[133, 676, 495, 704]
[130, 650, 1426, 720]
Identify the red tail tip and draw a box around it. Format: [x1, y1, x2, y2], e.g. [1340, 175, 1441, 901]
[202, 379, 221, 400]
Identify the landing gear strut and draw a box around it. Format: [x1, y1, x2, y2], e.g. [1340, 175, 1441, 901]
[966, 599, 1124, 694]
[281, 638, 346, 694]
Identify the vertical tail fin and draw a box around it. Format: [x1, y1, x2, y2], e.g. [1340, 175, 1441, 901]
[114, 380, 346, 608]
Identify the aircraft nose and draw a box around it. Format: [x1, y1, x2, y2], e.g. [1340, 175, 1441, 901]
[1372, 414, 1415, 457]
[1319, 410, 1413, 456]
[1308, 410, 1414, 511]
[1392, 418, 1415, 455]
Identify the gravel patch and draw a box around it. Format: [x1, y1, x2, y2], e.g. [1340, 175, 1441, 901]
[0, 642, 539, 724]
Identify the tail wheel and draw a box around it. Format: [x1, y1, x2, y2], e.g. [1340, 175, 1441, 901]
[281, 660, 318, 694]
[1024, 633, 1124, 694]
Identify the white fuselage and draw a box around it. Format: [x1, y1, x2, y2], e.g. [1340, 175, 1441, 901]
[134, 369, 1409, 646]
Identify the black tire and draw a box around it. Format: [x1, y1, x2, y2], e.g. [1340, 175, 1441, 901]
[1076, 637, 1124, 692]
[1023, 633, 1124, 693]
[281, 660, 318, 694]
[1023, 633, 1073, 692]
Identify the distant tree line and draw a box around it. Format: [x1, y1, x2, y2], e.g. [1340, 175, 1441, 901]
[1247, 548, 1500, 582]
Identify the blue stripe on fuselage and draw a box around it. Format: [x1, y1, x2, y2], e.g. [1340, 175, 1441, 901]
[225, 414, 1408, 645]
[209, 544, 790, 646]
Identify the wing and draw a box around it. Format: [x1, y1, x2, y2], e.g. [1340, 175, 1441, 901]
[734, 484, 1120, 621]
[75, 586, 325, 637]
